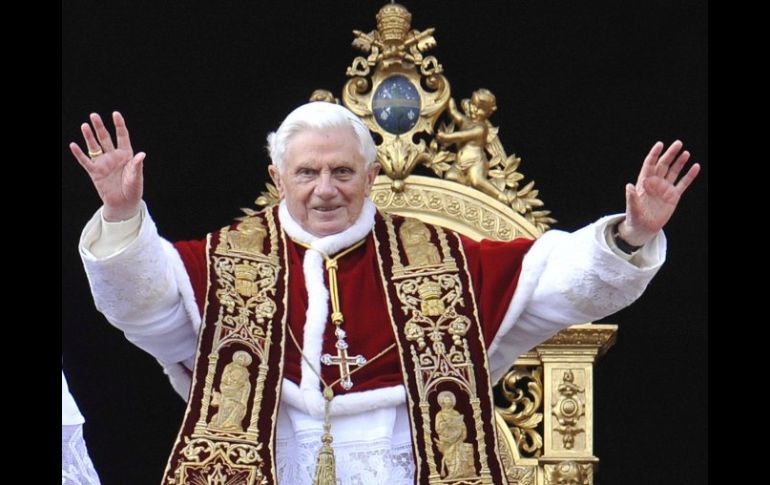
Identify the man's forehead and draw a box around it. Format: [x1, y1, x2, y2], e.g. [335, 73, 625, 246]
[283, 128, 363, 167]
[288, 125, 357, 143]
[289, 157, 361, 168]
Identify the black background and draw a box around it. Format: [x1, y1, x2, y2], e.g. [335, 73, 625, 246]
[62, 1, 707, 483]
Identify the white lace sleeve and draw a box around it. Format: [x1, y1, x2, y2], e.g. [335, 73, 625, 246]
[79, 203, 199, 367]
[62, 424, 101, 484]
[488, 214, 666, 381]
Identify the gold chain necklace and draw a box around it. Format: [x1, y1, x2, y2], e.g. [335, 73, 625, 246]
[289, 237, 397, 484]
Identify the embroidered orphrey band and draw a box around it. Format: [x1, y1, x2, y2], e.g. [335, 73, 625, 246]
[162, 207, 288, 484]
[373, 213, 508, 484]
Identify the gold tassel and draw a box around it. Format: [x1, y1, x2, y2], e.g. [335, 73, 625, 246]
[312, 431, 337, 485]
[313, 387, 337, 485]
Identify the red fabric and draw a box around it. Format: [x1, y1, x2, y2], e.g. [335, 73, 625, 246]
[173, 239, 208, 317]
[282, 237, 403, 394]
[459, 235, 535, 347]
[171, 229, 534, 395]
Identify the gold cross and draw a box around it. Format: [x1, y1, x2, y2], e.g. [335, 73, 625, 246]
[321, 337, 367, 390]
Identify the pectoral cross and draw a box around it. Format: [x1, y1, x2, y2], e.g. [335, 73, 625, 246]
[321, 331, 367, 390]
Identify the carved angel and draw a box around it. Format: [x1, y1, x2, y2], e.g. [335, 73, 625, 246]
[435, 89, 514, 204]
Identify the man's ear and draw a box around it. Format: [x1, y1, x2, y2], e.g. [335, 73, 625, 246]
[364, 162, 381, 196]
[268, 165, 285, 199]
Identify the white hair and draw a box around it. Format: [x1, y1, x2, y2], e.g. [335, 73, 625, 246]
[266, 102, 378, 172]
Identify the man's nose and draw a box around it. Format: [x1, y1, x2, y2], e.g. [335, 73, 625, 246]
[314, 173, 337, 198]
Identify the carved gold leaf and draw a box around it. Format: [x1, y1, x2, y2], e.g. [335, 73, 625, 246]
[496, 366, 544, 458]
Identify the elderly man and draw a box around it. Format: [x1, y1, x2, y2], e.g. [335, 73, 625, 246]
[71, 102, 698, 484]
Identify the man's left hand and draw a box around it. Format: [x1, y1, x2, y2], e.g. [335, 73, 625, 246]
[618, 140, 701, 246]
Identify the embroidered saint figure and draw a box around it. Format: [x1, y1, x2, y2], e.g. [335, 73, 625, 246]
[209, 351, 253, 432]
[434, 390, 476, 479]
[400, 218, 441, 267]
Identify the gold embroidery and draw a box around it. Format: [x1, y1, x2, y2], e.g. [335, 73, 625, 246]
[449, 231, 503, 480]
[386, 214, 458, 280]
[417, 279, 444, 316]
[226, 216, 267, 256]
[209, 351, 253, 432]
[167, 211, 283, 484]
[175, 438, 265, 483]
[382, 215, 497, 482]
[397, 274, 471, 350]
[234, 263, 258, 297]
[200, 255, 279, 432]
[400, 218, 441, 267]
[197, 252, 279, 439]
[435, 390, 476, 479]
[384, 212, 406, 274]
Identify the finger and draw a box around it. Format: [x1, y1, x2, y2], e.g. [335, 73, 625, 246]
[69, 142, 95, 173]
[113, 111, 132, 151]
[80, 123, 103, 156]
[625, 182, 638, 216]
[665, 150, 690, 183]
[89, 113, 116, 152]
[133, 151, 146, 172]
[637, 141, 664, 184]
[125, 152, 146, 186]
[674, 163, 701, 194]
[654, 140, 684, 177]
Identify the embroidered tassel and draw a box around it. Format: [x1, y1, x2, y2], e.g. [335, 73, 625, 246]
[313, 387, 337, 485]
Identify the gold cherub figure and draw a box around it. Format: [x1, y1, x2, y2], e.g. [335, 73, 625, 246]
[436, 89, 513, 204]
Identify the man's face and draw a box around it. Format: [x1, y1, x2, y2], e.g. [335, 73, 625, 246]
[268, 127, 380, 237]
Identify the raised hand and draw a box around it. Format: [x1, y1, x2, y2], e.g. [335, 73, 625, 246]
[70, 112, 146, 222]
[618, 140, 701, 246]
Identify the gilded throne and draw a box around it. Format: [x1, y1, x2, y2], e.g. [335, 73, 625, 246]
[254, 4, 617, 484]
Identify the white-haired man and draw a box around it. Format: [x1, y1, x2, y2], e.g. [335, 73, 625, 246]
[71, 102, 698, 484]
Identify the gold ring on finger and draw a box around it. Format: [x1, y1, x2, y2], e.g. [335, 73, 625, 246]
[88, 147, 104, 158]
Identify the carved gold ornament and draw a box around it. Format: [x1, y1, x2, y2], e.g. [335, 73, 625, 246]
[497, 366, 544, 458]
[544, 460, 593, 485]
[552, 370, 586, 450]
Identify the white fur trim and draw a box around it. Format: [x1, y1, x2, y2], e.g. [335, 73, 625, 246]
[278, 200, 383, 413]
[279, 199, 377, 254]
[278, 202, 319, 244]
[282, 379, 406, 418]
[486, 230, 560, 382]
[160, 238, 203, 335]
[298, 249, 328, 395]
[156, 238, 203, 400]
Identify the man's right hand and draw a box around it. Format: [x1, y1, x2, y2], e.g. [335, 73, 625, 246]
[70, 111, 145, 222]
